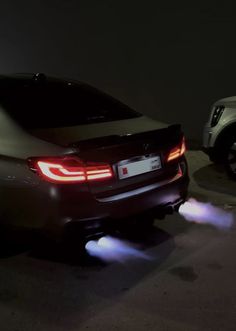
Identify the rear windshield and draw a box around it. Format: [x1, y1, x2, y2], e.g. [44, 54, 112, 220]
[0, 81, 141, 129]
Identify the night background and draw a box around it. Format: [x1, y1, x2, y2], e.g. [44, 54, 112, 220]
[1, 2, 236, 331]
[1, 0, 236, 140]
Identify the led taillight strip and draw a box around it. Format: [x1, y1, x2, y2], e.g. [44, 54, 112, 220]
[35, 159, 113, 183]
[167, 137, 186, 162]
[37, 161, 87, 182]
[86, 169, 111, 174]
[87, 172, 113, 180]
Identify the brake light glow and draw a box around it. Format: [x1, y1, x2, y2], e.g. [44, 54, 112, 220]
[167, 138, 186, 162]
[30, 157, 113, 183]
[37, 161, 86, 182]
[86, 166, 113, 180]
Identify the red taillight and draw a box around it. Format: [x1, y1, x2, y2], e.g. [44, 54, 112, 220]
[86, 165, 113, 181]
[29, 157, 113, 183]
[167, 138, 186, 162]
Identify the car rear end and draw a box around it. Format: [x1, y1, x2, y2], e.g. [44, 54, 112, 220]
[0, 74, 189, 240]
[30, 127, 188, 238]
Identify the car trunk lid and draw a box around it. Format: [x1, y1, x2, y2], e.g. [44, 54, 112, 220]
[73, 125, 183, 198]
[29, 118, 183, 198]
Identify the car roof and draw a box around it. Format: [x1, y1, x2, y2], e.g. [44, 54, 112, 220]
[0, 73, 85, 88]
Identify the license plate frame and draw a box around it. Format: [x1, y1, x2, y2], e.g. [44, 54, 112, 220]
[118, 155, 162, 180]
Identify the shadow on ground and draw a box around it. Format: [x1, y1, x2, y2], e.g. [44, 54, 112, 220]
[187, 139, 202, 151]
[193, 163, 236, 198]
[0, 225, 176, 329]
[0, 225, 174, 262]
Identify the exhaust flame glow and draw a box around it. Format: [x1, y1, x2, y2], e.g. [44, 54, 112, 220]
[85, 236, 151, 262]
[179, 198, 234, 230]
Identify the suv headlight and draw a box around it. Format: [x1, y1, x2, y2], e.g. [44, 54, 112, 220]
[211, 106, 224, 127]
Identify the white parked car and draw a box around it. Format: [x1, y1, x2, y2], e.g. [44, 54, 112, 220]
[203, 96, 236, 179]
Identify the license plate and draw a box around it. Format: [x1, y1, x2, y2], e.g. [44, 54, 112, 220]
[118, 156, 161, 180]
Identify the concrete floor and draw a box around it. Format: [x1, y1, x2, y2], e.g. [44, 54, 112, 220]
[0, 151, 236, 331]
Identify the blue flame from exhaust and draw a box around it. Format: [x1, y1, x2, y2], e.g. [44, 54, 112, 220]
[85, 199, 235, 262]
[179, 198, 234, 230]
[85, 236, 151, 262]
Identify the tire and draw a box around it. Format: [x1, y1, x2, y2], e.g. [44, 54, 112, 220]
[209, 153, 222, 164]
[225, 137, 236, 180]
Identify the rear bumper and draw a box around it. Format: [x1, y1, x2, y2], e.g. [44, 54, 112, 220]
[203, 124, 221, 162]
[203, 125, 213, 148]
[1, 160, 189, 239]
[54, 167, 189, 239]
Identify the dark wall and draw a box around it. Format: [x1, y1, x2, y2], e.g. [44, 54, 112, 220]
[0, 0, 236, 140]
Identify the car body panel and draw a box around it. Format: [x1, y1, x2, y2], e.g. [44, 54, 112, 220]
[0, 158, 188, 236]
[214, 96, 236, 105]
[203, 102, 236, 149]
[29, 116, 167, 146]
[0, 107, 73, 158]
[0, 74, 189, 238]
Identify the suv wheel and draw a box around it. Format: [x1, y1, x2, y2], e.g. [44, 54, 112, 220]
[225, 138, 236, 180]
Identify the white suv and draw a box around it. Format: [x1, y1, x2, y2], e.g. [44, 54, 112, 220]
[203, 96, 236, 179]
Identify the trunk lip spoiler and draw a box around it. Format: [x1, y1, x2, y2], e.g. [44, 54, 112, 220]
[70, 124, 183, 150]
